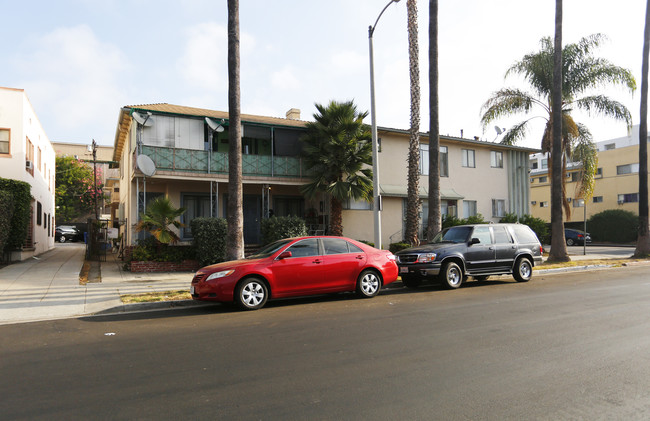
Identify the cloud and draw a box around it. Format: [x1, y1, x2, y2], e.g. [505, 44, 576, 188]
[178, 22, 228, 93]
[271, 66, 301, 90]
[12, 24, 130, 142]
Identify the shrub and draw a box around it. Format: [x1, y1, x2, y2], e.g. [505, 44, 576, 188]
[0, 191, 15, 254]
[464, 214, 487, 225]
[130, 236, 196, 263]
[191, 217, 228, 266]
[389, 242, 411, 253]
[0, 178, 31, 253]
[260, 216, 307, 245]
[442, 213, 487, 229]
[588, 209, 638, 243]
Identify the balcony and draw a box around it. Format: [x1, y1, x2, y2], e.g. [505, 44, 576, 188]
[140, 145, 308, 178]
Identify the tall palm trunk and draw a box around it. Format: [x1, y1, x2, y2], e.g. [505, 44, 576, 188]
[227, 0, 244, 260]
[405, 0, 421, 246]
[548, 0, 570, 262]
[635, 0, 650, 257]
[427, 0, 441, 240]
[330, 197, 343, 237]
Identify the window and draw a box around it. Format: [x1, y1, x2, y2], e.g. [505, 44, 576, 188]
[36, 202, 42, 226]
[492, 226, 512, 244]
[539, 176, 548, 183]
[419, 145, 449, 177]
[540, 201, 549, 208]
[572, 199, 585, 208]
[463, 200, 477, 218]
[570, 172, 580, 182]
[471, 226, 492, 244]
[541, 159, 548, 169]
[531, 161, 539, 170]
[322, 238, 352, 255]
[604, 143, 616, 150]
[618, 193, 639, 204]
[490, 151, 503, 168]
[0, 128, 9, 154]
[441, 200, 458, 217]
[182, 194, 212, 238]
[461, 149, 475, 168]
[342, 198, 371, 210]
[440, 146, 448, 177]
[26, 137, 34, 175]
[595, 168, 603, 178]
[617, 164, 639, 175]
[287, 239, 320, 258]
[593, 196, 603, 203]
[491, 199, 506, 217]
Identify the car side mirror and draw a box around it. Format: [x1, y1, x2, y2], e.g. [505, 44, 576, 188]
[278, 251, 292, 259]
[470, 237, 481, 245]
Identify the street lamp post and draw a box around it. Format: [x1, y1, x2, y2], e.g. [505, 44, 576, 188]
[369, 0, 400, 249]
[91, 139, 98, 220]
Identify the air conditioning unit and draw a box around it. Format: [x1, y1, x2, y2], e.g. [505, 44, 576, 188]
[25, 160, 33, 170]
[531, 201, 537, 205]
[618, 199, 624, 205]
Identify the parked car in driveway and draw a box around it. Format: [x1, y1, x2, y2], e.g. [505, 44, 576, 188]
[395, 223, 544, 289]
[191, 236, 399, 310]
[564, 228, 592, 246]
[55, 225, 82, 243]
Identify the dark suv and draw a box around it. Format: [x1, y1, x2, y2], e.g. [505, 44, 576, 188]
[395, 223, 543, 289]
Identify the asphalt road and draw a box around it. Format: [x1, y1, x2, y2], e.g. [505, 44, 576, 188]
[2, 265, 650, 420]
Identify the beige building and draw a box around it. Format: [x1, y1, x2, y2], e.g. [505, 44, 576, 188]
[529, 126, 648, 222]
[111, 103, 536, 248]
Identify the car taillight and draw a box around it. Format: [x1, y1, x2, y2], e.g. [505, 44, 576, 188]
[577, 234, 583, 238]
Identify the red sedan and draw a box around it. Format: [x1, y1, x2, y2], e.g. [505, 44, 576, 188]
[191, 236, 398, 310]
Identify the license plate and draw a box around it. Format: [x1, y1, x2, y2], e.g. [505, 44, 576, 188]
[190, 285, 195, 295]
[400, 267, 409, 274]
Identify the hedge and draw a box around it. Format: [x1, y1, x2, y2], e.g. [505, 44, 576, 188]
[587, 209, 638, 243]
[191, 217, 228, 266]
[0, 178, 31, 253]
[0, 191, 15, 253]
[260, 216, 307, 245]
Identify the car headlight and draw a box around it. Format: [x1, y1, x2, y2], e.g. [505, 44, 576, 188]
[206, 269, 235, 281]
[416, 253, 437, 263]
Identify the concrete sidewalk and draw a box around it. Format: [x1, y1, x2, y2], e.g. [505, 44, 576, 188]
[0, 243, 196, 325]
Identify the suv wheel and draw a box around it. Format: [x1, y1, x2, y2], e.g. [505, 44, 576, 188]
[566, 238, 575, 246]
[442, 262, 463, 289]
[513, 257, 533, 282]
[58, 236, 66, 243]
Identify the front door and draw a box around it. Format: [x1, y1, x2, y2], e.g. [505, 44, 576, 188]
[243, 195, 261, 244]
[464, 225, 495, 272]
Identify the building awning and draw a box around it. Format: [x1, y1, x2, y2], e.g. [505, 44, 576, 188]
[380, 184, 464, 200]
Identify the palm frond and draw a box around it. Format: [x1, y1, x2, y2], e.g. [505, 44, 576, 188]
[574, 96, 633, 126]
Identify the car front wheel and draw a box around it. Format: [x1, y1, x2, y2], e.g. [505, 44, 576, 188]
[357, 270, 381, 298]
[58, 236, 66, 243]
[236, 278, 268, 310]
[442, 262, 463, 289]
[566, 238, 575, 246]
[513, 257, 533, 282]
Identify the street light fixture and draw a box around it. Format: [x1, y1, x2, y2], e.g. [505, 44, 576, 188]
[369, 0, 401, 249]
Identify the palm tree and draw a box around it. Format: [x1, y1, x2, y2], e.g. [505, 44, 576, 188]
[300, 100, 374, 237]
[227, 0, 244, 260]
[635, 0, 650, 258]
[549, 0, 568, 262]
[405, 0, 421, 246]
[481, 33, 636, 220]
[134, 196, 186, 245]
[426, 0, 442, 240]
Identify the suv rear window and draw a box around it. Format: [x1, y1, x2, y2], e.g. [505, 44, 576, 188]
[510, 225, 538, 244]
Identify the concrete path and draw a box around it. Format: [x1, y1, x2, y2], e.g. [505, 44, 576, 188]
[0, 243, 195, 325]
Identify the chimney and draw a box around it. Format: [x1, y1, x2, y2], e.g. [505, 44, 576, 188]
[460, 129, 464, 138]
[286, 108, 301, 120]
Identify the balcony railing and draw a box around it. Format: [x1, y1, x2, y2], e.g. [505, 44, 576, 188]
[140, 145, 308, 178]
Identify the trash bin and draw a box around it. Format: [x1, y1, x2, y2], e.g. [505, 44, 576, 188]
[84, 232, 88, 244]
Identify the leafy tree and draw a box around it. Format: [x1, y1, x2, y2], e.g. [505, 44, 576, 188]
[636, 0, 650, 257]
[405, 0, 421, 246]
[480, 33, 636, 219]
[300, 100, 373, 237]
[55, 156, 105, 221]
[427, 0, 442, 241]
[227, 0, 244, 259]
[134, 196, 186, 245]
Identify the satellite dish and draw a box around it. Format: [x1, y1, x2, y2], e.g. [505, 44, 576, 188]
[494, 126, 504, 135]
[133, 111, 154, 126]
[136, 154, 157, 177]
[205, 117, 225, 132]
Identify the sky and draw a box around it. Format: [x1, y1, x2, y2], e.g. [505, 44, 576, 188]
[1, 0, 647, 149]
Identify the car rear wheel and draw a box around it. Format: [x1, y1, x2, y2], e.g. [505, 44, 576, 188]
[357, 270, 381, 298]
[401, 275, 421, 289]
[58, 236, 66, 243]
[513, 257, 533, 282]
[566, 238, 575, 246]
[442, 262, 463, 289]
[236, 278, 268, 310]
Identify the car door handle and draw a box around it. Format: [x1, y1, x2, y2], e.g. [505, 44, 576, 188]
[356, 255, 364, 260]
[313, 259, 322, 264]
[489, 247, 494, 250]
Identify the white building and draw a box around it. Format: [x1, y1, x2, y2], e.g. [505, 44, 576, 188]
[0, 87, 56, 260]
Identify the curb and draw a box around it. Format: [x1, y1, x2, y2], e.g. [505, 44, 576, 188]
[92, 299, 211, 316]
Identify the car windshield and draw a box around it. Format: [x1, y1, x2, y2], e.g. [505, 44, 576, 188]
[247, 239, 293, 259]
[430, 226, 472, 244]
